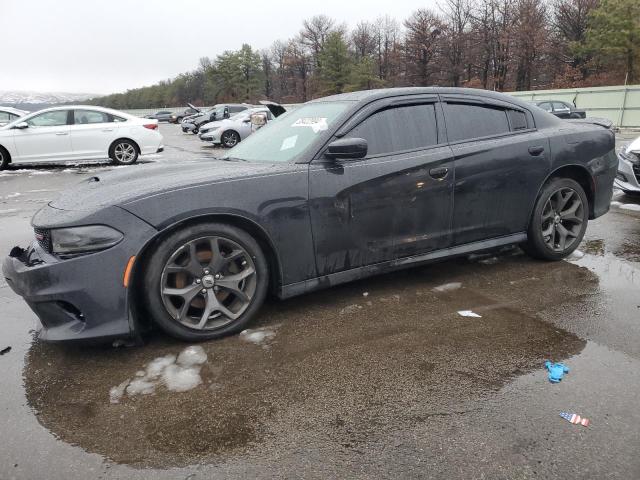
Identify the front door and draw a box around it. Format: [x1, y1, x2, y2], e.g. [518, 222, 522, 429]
[12, 110, 73, 162]
[309, 101, 454, 276]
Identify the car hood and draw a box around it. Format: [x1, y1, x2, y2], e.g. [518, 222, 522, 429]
[625, 135, 640, 154]
[48, 161, 293, 212]
[201, 120, 225, 130]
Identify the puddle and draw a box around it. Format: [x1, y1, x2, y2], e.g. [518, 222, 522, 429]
[23, 254, 594, 468]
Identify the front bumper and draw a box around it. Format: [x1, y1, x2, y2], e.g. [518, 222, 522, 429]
[199, 130, 221, 143]
[614, 153, 640, 193]
[182, 123, 196, 133]
[2, 205, 157, 342]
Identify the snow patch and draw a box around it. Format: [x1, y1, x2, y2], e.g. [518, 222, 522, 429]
[240, 328, 277, 344]
[109, 346, 207, 403]
[619, 203, 640, 212]
[567, 249, 585, 260]
[433, 282, 462, 292]
[458, 310, 482, 318]
[5, 192, 21, 199]
[339, 304, 363, 315]
[0, 209, 19, 215]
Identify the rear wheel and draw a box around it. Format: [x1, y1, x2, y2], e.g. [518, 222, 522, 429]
[143, 222, 269, 341]
[0, 146, 9, 170]
[221, 130, 240, 148]
[109, 140, 138, 165]
[523, 178, 588, 260]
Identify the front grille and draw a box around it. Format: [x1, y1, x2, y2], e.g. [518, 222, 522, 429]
[633, 164, 640, 183]
[34, 227, 52, 253]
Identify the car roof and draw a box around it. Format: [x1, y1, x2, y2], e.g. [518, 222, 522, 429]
[0, 106, 28, 115]
[308, 87, 535, 110]
[18, 105, 134, 118]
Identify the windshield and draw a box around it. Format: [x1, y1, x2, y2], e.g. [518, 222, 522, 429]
[223, 102, 350, 162]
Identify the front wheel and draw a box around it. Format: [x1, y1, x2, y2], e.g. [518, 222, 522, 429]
[221, 130, 240, 148]
[0, 147, 9, 170]
[109, 140, 138, 165]
[523, 178, 588, 260]
[142, 223, 269, 341]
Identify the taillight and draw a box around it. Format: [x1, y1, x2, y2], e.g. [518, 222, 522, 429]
[143, 123, 158, 130]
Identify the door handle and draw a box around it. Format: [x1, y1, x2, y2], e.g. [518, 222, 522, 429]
[528, 146, 545, 156]
[55, 132, 69, 136]
[429, 166, 449, 180]
[102, 128, 114, 132]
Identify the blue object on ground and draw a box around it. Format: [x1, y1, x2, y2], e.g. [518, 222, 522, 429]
[545, 361, 570, 383]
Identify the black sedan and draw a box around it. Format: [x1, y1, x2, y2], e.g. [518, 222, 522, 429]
[534, 100, 586, 119]
[3, 87, 617, 343]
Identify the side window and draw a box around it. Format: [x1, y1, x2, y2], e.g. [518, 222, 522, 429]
[538, 102, 552, 112]
[112, 115, 127, 122]
[507, 109, 528, 131]
[229, 106, 245, 113]
[0, 112, 10, 122]
[74, 110, 111, 124]
[26, 110, 69, 127]
[552, 102, 570, 112]
[346, 104, 438, 156]
[444, 103, 510, 142]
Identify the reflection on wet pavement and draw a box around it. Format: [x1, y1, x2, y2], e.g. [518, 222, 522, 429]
[24, 255, 590, 467]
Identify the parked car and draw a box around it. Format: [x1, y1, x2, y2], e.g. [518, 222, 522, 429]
[0, 106, 163, 169]
[2, 87, 616, 343]
[0, 107, 28, 127]
[145, 110, 174, 122]
[170, 104, 201, 124]
[615, 135, 640, 195]
[534, 100, 586, 119]
[182, 104, 251, 134]
[199, 105, 286, 147]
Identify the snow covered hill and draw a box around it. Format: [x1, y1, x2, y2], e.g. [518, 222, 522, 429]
[0, 90, 98, 110]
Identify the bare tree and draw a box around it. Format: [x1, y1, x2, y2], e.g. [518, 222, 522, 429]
[404, 9, 445, 86]
[439, 0, 472, 86]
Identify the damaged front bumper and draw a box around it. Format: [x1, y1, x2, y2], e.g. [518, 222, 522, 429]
[2, 205, 157, 342]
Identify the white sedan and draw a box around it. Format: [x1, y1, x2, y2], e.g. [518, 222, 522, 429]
[0, 106, 164, 169]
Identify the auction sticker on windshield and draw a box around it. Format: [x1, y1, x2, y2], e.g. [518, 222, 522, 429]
[292, 117, 329, 133]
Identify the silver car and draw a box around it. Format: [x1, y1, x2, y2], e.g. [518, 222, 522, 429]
[615, 135, 640, 194]
[199, 107, 275, 147]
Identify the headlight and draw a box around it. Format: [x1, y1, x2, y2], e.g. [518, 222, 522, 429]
[50, 225, 123, 254]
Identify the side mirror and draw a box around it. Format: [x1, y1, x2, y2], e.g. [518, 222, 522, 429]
[13, 122, 28, 130]
[325, 138, 368, 160]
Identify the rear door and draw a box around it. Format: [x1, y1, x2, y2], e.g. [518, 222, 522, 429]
[309, 98, 454, 275]
[442, 96, 550, 245]
[12, 110, 73, 161]
[70, 109, 119, 158]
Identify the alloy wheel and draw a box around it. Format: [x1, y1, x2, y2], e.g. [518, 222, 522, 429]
[114, 142, 137, 163]
[541, 187, 584, 252]
[160, 236, 257, 330]
[222, 131, 238, 147]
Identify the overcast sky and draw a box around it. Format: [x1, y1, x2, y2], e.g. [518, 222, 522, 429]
[1, 0, 438, 95]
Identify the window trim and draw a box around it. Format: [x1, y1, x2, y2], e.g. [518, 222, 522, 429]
[72, 109, 113, 125]
[331, 100, 443, 161]
[442, 100, 537, 145]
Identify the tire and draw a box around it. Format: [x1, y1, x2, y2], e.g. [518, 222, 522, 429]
[109, 139, 139, 165]
[143, 222, 269, 342]
[523, 177, 589, 260]
[176, 117, 183, 124]
[0, 146, 9, 170]
[221, 130, 240, 148]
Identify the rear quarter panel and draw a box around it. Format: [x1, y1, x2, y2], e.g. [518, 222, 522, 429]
[544, 123, 616, 218]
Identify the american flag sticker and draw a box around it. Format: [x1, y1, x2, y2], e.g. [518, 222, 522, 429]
[560, 412, 590, 427]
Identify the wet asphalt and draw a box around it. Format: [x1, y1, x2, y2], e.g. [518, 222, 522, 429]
[1, 126, 639, 479]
